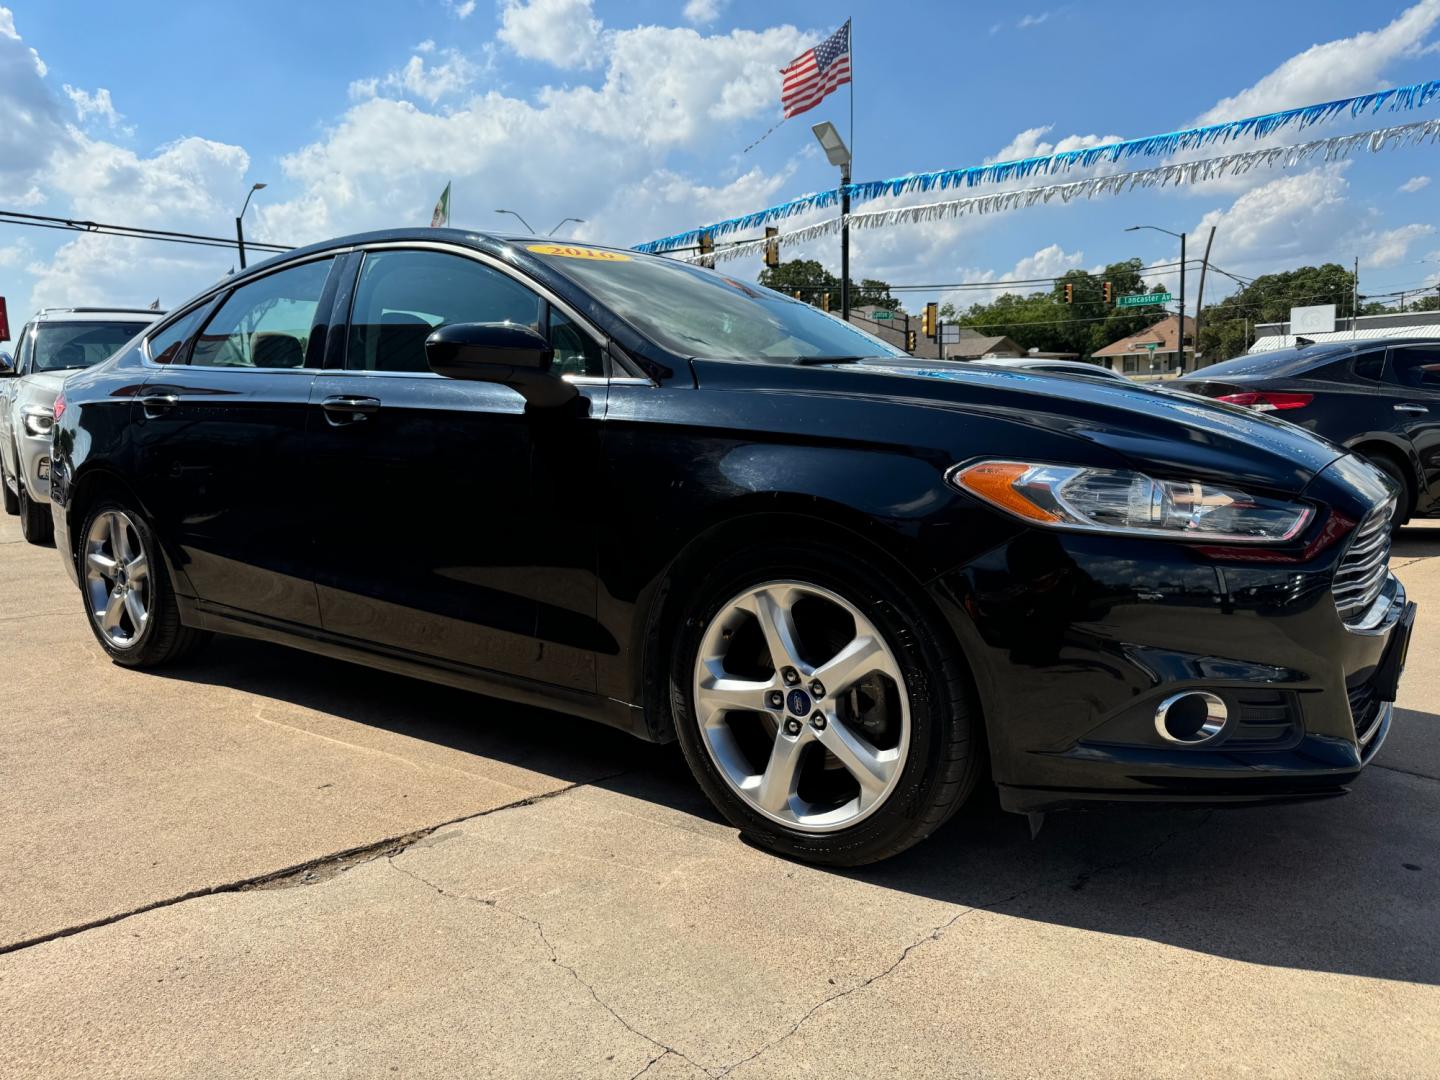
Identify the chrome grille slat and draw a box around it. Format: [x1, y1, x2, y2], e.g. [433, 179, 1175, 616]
[1333, 496, 1395, 624]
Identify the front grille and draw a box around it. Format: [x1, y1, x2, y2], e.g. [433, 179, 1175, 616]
[1333, 497, 1395, 625]
[1226, 689, 1302, 748]
[1347, 679, 1384, 751]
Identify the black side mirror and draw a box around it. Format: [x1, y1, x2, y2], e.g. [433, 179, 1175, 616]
[0, 353, 14, 378]
[425, 322, 576, 408]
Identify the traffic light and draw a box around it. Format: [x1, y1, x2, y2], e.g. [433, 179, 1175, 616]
[922, 302, 938, 339]
[1063, 282, 1074, 304]
[821, 291, 831, 312]
[698, 230, 714, 266]
[764, 226, 780, 269]
[906, 329, 917, 353]
[1102, 281, 1113, 304]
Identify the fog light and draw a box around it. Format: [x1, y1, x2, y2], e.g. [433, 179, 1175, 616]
[37, 458, 50, 481]
[1154, 691, 1228, 745]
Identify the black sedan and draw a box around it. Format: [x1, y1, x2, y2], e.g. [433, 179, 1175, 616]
[47, 230, 1415, 865]
[1180, 339, 1440, 525]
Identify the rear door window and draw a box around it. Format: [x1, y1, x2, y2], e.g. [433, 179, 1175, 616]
[191, 258, 334, 369]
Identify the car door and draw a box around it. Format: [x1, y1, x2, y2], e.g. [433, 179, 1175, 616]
[1382, 343, 1440, 505]
[132, 255, 339, 626]
[0, 323, 28, 482]
[307, 245, 608, 689]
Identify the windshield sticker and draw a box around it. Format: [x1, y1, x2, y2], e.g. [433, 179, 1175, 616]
[528, 244, 631, 262]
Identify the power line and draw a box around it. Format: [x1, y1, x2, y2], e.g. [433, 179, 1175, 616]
[0, 209, 292, 256]
[776, 259, 1192, 293]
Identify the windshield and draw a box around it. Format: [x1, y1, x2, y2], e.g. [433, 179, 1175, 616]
[526, 244, 907, 361]
[33, 321, 146, 373]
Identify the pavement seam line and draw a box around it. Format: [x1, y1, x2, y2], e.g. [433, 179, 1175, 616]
[715, 810, 1216, 1077]
[386, 855, 707, 1076]
[0, 772, 627, 958]
[1372, 761, 1440, 782]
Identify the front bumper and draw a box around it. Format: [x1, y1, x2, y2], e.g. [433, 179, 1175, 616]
[927, 460, 1416, 814]
[16, 431, 53, 504]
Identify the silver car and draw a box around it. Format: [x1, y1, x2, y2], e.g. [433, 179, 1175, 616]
[1, 307, 160, 543]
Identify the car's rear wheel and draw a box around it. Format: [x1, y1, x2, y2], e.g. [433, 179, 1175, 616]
[17, 479, 53, 545]
[78, 501, 210, 667]
[670, 542, 981, 866]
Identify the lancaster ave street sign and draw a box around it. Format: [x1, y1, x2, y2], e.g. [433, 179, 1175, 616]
[1116, 291, 1172, 308]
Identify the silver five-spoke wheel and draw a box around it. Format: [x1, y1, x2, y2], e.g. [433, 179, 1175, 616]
[83, 509, 151, 649]
[693, 580, 910, 832]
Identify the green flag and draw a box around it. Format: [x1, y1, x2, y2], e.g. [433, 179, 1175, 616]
[429, 181, 451, 228]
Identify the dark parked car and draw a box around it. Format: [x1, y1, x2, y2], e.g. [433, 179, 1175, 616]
[48, 230, 1415, 865]
[1179, 340, 1440, 525]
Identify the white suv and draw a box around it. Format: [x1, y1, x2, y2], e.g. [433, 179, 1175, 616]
[1, 307, 160, 543]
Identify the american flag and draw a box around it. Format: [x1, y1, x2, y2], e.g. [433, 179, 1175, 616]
[781, 20, 851, 120]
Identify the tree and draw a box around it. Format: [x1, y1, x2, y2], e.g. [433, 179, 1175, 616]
[758, 259, 901, 311]
[1197, 263, 1356, 362]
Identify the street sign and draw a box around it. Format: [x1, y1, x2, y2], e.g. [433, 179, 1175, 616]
[1116, 291, 1172, 308]
[1145, 342, 1158, 352]
[1290, 304, 1336, 334]
[940, 325, 961, 343]
[871, 310, 893, 320]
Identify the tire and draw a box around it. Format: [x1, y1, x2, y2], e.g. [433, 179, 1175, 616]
[76, 499, 211, 668]
[1360, 450, 1413, 531]
[1, 455, 17, 516]
[669, 540, 982, 866]
[17, 479, 53, 545]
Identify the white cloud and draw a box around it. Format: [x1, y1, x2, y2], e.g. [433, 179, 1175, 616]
[0, 4, 69, 202]
[1400, 175, 1431, 192]
[939, 244, 1085, 311]
[1361, 222, 1435, 266]
[0, 239, 27, 267]
[683, 0, 726, 25]
[446, 0, 476, 17]
[1016, 12, 1052, 29]
[497, 0, 604, 69]
[1195, 0, 1440, 124]
[354, 43, 482, 103]
[62, 84, 125, 130]
[986, 125, 1125, 164]
[1192, 167, 1353, 269]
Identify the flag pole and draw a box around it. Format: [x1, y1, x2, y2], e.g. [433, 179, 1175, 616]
[843, 17, 853, 323]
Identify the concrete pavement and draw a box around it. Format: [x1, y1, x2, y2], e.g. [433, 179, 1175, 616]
[1, 513, 1437, 1078]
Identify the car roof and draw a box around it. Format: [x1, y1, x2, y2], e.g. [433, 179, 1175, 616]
[975, 357, 1122, 375]
[1185, 336, 1440, 380]
[31, 307, 163, 324]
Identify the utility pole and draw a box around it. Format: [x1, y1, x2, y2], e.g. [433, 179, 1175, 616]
[1353, 256, 1359, 338]
[1177, 230, 1186, 374]
[1192, 225, 1216, 369]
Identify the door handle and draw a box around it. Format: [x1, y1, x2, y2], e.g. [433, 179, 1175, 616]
[1394, 403, 1430, 414]
[139, 394, 179, 417]
[321, 395, 381, 424]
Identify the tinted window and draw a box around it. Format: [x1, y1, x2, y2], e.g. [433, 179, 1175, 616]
[32, 321, 148, 372]
[1388, 346, 1440, 391]
[146, 305, 211, 365]
[528, 245, 905, 361]
[348, 250, 542, 373]
[191, 259, 333, 368]
[1351, 351, 1385, 382]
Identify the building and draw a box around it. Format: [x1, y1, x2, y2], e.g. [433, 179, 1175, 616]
[846, 307, 1025, 360]
[1249, 309, 1440, 351]
[1092, 315, 1197, 380]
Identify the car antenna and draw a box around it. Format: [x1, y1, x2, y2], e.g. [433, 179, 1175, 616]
[1294, 335, 1315, 348]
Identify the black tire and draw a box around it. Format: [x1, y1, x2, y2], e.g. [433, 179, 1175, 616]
[1360, 450, 1413, 531]
[17, 479, 53, 545]
[76, 499, 211, 668]
[669, 540, 982, 866]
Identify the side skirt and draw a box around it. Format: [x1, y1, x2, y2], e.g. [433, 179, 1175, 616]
[177, 597, 652, 741]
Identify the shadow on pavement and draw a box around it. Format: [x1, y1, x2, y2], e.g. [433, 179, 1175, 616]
[151, 635, 1438, 989]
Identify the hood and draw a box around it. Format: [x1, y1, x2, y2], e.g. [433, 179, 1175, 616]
[16, 371, 68, 406]
[778, 359, 1341, 496]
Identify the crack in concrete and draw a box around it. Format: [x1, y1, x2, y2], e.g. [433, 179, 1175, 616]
[387, 854, 707, 1078]
[715, 811, 1216, 1077]
[1373, 761, 1440, 783]
[0, 773, 626, 958]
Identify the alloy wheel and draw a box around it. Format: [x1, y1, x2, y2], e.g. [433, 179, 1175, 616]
[83, 509, 152, 649]
[693, 580, 911, 832]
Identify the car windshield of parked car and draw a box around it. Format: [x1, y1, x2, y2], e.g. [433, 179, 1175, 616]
[527, 246, 907, 362]
[32, 322, 144, 373]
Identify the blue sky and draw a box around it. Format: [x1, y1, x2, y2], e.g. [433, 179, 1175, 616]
[4, 0, 1440, 320]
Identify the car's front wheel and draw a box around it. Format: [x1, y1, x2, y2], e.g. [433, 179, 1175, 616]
[1, 453, 18, 516]
[17, 478, 53, 545]
[77, 501, 210, 667]
[670, 542, 982, 866]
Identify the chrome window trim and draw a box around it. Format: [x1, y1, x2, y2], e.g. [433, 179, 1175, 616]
[140, 250, 343, 370]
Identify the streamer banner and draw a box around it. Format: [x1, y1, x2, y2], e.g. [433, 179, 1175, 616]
[635, 78, 1440, 253]
[680, 119, 1440, 266]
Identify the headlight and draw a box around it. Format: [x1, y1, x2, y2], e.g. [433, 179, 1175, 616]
[20, 406, 54, 438]
[949, 460, 1313, 543]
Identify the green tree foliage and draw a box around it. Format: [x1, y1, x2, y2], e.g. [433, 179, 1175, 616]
[757, 259, 901, 311]
[1196, 263, 1356, 362]
[939, 259, 1168, 358]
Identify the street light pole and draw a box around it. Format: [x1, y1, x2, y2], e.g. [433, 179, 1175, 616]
[1125, 223, 1188, 373]
[811, 121, 853, 322]
[235, 182, 267, 270]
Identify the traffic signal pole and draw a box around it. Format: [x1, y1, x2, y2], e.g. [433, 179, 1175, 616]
[840, 162, 851, 321]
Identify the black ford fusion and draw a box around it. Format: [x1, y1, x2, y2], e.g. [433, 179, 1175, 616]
[48, 229, 1415, 866]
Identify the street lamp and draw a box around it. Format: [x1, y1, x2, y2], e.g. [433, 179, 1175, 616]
[548, 217, 586, 236]
[235, 182, 267, 270]
[812, 121, 852, 321]
[495, 209, 536, 233]
[1126, 224, 1187, 372]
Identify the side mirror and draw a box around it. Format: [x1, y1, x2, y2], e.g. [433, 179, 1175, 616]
[425, 322, 576, 408]
[0, 353, 14, 378]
